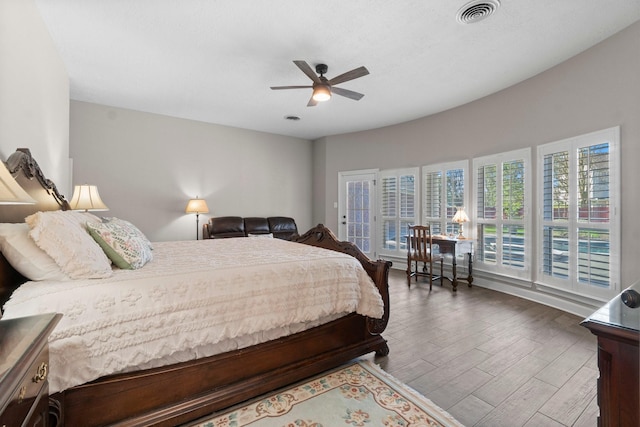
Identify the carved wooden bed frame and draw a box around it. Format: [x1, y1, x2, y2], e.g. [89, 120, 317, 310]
[0, 149, 391, 427]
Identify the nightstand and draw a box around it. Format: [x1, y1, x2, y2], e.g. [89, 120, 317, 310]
[0, 313, 61, 427]
[582, 285, 640, 426]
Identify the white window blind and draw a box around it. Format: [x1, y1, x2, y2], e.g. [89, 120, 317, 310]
[378, 168, 419, 258]
[422, 160, 468, 236]
[473, 148, 531, 279]
[537, 127, 619, 300]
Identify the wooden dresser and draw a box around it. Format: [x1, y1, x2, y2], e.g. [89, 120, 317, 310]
[0, 313, 61, 427]
[582, 285, 639, 427]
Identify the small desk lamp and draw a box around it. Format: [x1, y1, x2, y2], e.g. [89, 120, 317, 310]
[452, 207, 470, 239]
[185, 197, 209, 240]
[69, 185, 109, 211]
[0, 161, 36, 204]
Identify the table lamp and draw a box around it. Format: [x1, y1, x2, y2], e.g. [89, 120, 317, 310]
[452, 207, 470, 239]
[69, 184, 109, 211]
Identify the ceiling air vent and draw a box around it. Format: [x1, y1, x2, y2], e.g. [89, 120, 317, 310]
[456, 0, 500, 24]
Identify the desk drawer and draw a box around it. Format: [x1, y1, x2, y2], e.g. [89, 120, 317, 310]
[0, 347, 49, 426]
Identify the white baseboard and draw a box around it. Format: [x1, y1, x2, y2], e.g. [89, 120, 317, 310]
[469, 274, 598, 318]
[389, 263, 600, 318]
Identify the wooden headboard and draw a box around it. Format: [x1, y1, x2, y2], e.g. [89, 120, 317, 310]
[0, 148, 69, 223]
[0, 148, 69, 310]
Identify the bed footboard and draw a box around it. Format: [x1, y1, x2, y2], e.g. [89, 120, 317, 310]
[294, 224, 391, 338]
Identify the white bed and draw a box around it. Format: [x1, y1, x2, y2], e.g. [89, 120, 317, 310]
[2, 236, 383, 394]
[0, 147, 391, 426]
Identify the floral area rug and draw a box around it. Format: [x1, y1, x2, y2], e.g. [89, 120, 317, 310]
[189, 360, 463, 427]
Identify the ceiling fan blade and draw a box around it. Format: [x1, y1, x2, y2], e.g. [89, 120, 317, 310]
[293, 60, 322, 84]
[307, 95, 318, 107]
[270, 85, 312, 90]
[328, 66, 369, 86]
[332, 86, 365, 101]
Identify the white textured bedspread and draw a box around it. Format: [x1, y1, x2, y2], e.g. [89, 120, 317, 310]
[2, 238, 384, 393]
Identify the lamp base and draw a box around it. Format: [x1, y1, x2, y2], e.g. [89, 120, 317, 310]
[456, 223, 466, 239]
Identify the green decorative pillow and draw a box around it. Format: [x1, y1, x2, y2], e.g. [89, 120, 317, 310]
[87, 219, 153, 269]
[102, 217, 154, 249]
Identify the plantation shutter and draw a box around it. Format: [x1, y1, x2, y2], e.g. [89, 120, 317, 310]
[380, 175, 397, 251]
[537, 126, 619, 300]
[378, 168, 419, 257]
[423, 170, 442, 234]
[445, 168, 465, 235]
[473, 148, 531, 279]
[422, 161, 468, 237]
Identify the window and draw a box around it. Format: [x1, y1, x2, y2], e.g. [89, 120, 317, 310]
[473, 148, 531, 279]
[537, 127, 620, 299]
[378, 168, 419, 258]
[422, 160, 468, 236]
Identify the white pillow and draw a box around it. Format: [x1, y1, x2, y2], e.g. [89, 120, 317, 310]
[248, 233, 274, 238]
[25, 211, 113, 279]
[0, 223, 69, 281]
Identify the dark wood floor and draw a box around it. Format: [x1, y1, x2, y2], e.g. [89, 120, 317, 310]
[367, 269, 599, 427]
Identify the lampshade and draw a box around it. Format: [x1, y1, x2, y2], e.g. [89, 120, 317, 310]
[452, 207, 469, 224]
[69, 185, 109, 211]
[312, 84, 332, 102]
[185, 198, 209, 214]
[0, 161, 36, 204]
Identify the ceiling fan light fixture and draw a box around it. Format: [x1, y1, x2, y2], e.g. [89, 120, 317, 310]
[271, 61, 367, 106]
[312, 84, 332, 102]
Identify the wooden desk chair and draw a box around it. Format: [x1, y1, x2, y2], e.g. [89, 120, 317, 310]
[406, 225, 443, 290]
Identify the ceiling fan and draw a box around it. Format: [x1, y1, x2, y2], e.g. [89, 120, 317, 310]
[270, 60, 369, 107]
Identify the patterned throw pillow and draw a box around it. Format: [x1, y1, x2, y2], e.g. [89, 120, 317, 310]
[25, 211, 113, 279]
[101, 217, 154, 249]
[86, 219, 153, 269]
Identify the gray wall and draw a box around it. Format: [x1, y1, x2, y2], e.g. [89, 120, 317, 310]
[70, 102, 313, 241]
[314, 21, 640, 292]
[0, 0, 70, 195]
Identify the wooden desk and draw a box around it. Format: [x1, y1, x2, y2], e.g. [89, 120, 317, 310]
[432, 236, 473, 292]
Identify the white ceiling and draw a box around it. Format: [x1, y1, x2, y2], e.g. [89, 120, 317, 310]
[34, 0, 640, 141]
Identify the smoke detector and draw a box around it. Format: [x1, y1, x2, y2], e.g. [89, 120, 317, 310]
[456, 0, 501, 24]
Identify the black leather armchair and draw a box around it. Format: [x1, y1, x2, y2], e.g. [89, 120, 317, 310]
[268, 217, 299, 240]
[205, 216, 245, 238]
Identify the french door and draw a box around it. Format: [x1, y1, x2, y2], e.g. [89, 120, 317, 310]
[338, 170, 377, 258]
